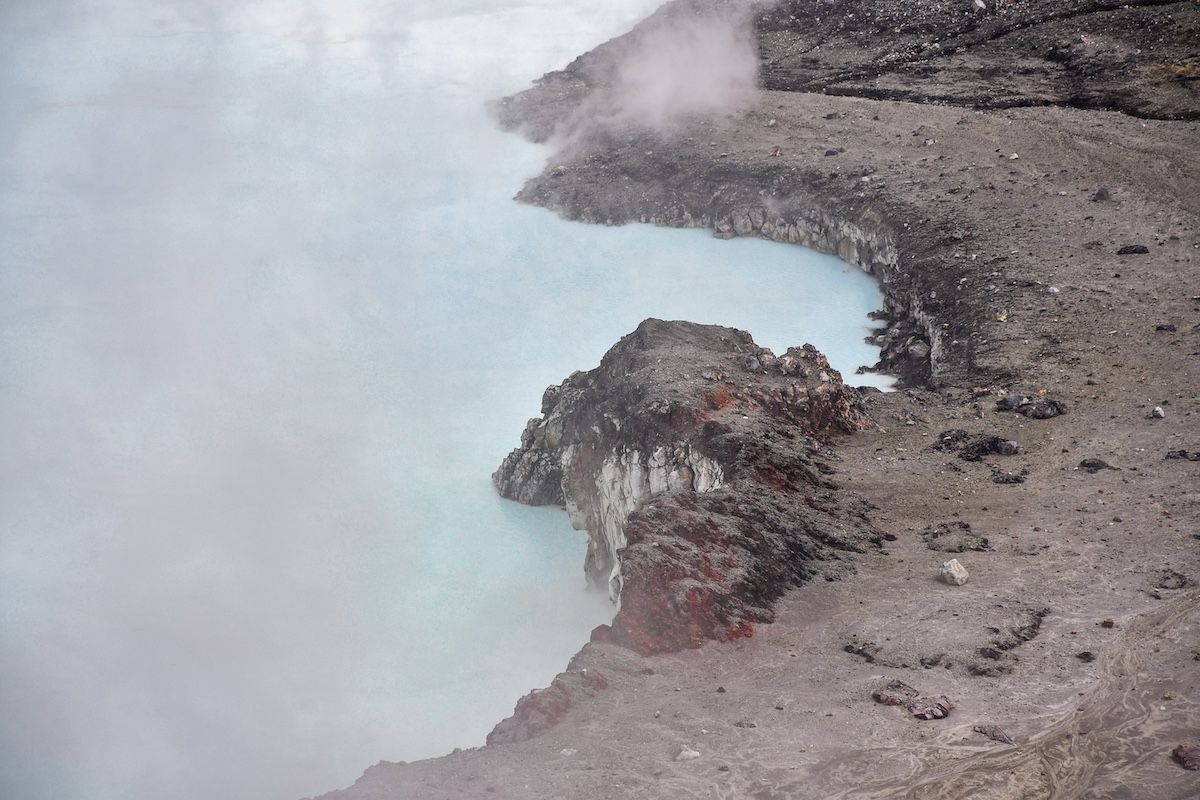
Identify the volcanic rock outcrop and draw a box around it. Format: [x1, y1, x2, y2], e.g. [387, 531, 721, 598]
[493, 318, 878, 655]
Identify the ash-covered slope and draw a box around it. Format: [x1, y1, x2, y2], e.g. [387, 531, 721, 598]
[499, 0, 1199, 138]
[493, 319, 878, 656]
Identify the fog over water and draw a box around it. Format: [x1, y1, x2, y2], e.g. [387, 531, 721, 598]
[0, 2, 888, 799]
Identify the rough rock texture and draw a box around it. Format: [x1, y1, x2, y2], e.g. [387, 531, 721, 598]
[493, 319, 877, 654]
[757, 0, 1200, 120]
[940, 557, 971, 585]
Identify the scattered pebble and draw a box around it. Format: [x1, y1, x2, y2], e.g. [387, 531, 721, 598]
[675, 746, 700, 762]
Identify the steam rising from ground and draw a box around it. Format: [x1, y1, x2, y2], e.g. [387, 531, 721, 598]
[554, 2, 759, 146]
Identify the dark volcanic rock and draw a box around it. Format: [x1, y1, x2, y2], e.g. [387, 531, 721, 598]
[1174, 744, 1200, 771]
[933, 429, 1019, 461]
[921, 521, 990, 553]
[967, 607, 1050, 676]
[493, 319, 878, 655]
[995, 394, 1067, 419]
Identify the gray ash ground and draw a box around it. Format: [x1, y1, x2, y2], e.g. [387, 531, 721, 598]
[316, 1, 1200, 798]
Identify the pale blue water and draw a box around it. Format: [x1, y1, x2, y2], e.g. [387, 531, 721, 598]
[0, 3, 887, 800]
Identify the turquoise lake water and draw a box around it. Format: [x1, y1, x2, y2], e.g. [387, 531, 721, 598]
[0, 2, 887, 798]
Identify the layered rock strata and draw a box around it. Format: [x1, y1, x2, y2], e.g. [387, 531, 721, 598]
[493, 318, 878, 655]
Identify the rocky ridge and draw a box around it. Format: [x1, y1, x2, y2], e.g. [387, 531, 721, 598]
[493, 318, 877, 657]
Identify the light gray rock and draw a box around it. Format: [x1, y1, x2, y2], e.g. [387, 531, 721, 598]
[940, 558, 970, 586]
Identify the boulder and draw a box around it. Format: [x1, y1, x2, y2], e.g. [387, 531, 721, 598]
[940, 559, 970, 586]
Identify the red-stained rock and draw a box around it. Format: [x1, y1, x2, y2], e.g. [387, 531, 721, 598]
[493, 319, 880, 658]
[1174, 744, 1200, 770]
[486, 668, 610, 746]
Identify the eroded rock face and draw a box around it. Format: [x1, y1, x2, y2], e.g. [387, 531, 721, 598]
[493, 318, 878, 655]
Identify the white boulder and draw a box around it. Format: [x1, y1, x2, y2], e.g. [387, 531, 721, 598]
[941, 559, 970, 586]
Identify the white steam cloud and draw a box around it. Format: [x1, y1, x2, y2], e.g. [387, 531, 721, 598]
[554, 2, 760, 145]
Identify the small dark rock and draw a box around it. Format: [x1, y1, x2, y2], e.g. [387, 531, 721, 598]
[933, 429, 1020, 460]
[1021, 399, 1067, 419]
[1090, 187, 1110, 202]
[732, 721, 757, 728]
[995, 394, 1067, 419]
[716, 686, 726, 694]
[1116, 244, 1149, 255]
[1156, 570, 1188, 590]
[991, 470, 1026, 485]
[919, 653, 945, 669]
[1078, 458, 1118, 474]
[845, 640, 880, 663]
[935, 429, 971, 447]
[922, 521, 990, 553]
[1155, 323, 1177, 332]
[1165, 449, 1200, 462]
[1076, 651, 1096, 663]
[1173, 744, 1200, 770]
